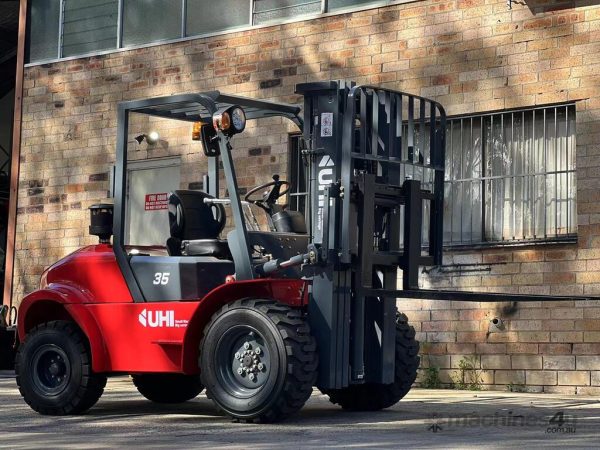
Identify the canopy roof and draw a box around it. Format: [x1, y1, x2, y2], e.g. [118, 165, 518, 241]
[120, 91, 302, 127]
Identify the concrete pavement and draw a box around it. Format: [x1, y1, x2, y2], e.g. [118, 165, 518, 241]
[1, 372, 599, 449]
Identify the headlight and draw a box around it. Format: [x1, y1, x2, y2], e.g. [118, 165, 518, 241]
[230, 107, 246, 133]
[213, 105, 246, 136]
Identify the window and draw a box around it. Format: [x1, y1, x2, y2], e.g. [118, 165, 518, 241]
[445, 104, 576, 245]
[27, 0, 60, 61]
[328, 0, 377, 11]
[123, 0, 182, 46]
[62, 0, 119, 57]
[186, 0, 251, 36]
[26, 0, 385, 64]
[253, 0, 321, 25]
[288, 104, 577, 247]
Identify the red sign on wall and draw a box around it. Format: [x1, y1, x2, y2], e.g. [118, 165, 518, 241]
[145, 193, 169, 211]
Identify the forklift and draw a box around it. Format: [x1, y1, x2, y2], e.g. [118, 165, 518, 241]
[14, 81, 448, 421]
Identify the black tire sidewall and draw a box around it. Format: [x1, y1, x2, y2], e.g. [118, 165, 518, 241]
[200, 306, 287, 418]
[133, 374, 203, 403]
[18, 326, 85, 410]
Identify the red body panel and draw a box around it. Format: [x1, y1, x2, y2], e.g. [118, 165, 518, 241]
[18, 244, 309, 375]
[41, 244, 133, 304]
[76, 302, 198, 373]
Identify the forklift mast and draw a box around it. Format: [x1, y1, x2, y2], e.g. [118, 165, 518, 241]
[296, 81, 446, 389]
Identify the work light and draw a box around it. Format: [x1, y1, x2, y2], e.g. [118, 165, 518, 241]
[213, 105, 246, 136]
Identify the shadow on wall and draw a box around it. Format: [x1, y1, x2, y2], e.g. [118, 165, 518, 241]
[521, 0, 600, 13]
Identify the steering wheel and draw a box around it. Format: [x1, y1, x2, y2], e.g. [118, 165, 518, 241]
[244, 175, 290, 211]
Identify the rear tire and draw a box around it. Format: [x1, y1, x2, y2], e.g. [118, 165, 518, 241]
[321, 313, 419, 411]
[15, 320, 107, 415]
[200, 299, 317, 422]
[132, 374, 203, 403]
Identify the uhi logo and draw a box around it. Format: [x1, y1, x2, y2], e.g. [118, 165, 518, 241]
[138, 308, 175, 328]
[316, 154, 334, 233]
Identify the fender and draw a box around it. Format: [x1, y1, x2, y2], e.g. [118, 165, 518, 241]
[18, 285, 111, 373]
[181, 278, 309, 373]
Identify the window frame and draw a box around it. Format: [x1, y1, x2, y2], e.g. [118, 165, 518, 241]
[26, 0, 415, 66]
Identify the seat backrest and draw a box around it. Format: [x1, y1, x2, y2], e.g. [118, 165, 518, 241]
[271, 210, 307, 234]
[168, 190, 226, 240]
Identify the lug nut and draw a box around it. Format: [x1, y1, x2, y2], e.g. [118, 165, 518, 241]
[258, 363, 264, 371]
[255, 348, 261, 355]
[249, 373, 256, 381]
[244, 342, 251, 350]
[235, 352, 241, 360]
[237, 368, 244, 375]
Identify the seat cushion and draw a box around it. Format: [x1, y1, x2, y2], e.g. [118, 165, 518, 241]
[182, 239, 231, 258]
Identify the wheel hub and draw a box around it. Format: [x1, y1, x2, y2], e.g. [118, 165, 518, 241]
[236, 345, 266, 375]
[49, 363, 60, 376]
[30, 345, 71, 396]
[242, 355, 254, 367]
[218, 327, 272, 393]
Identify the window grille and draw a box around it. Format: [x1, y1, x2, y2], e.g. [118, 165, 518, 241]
[444, 104, 576, 245]
[288, 103, 577, 247]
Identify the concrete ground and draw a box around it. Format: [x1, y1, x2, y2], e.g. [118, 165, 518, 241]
[1, 372, 599, 449]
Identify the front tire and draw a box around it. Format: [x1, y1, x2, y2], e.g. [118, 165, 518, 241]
[132, 374, 203, 403]
[200, 299, 317, 422]
[321, 313, 419, 411]
[15, 320, 107, 415]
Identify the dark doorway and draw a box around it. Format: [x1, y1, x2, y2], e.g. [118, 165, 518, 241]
[0, 1, 18, 313]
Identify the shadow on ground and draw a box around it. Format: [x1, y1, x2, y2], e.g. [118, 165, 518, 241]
[1, 376, 600, 449]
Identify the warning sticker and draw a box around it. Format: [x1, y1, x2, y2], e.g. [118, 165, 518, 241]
[145, 193, 169, 211]
[321, 112, 333, 137]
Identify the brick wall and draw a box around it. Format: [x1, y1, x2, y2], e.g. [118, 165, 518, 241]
[16, 0, 600, 392]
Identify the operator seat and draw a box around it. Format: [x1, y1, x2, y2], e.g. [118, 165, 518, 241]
[166, 190, 231, 258]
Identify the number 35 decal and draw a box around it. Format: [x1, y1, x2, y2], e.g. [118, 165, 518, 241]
[153, 272, 170, 285]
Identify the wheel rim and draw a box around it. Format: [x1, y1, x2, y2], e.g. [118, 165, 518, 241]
[215, 325, 272, 397]
[30, 344, 71, 396]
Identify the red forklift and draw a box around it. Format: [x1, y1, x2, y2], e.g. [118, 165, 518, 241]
[14, 81, 445, 421]
[15, 81, 594, 421]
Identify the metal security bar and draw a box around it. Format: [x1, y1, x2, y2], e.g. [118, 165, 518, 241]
[445, 104, 576, 246]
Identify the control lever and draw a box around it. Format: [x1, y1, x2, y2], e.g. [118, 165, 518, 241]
[203, 198, 231, 205]
[255, 244, 321, 276]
